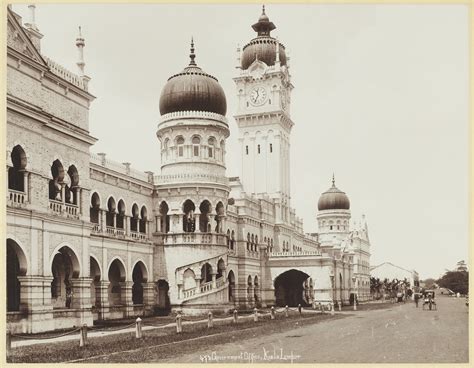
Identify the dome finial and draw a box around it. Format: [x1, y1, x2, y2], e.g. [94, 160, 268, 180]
[332, 173, 335, 187]
[189, 37, 196, 66]
[262, 4, 266, 15]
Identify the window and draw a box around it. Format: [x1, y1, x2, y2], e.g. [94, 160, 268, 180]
[257, 144, 261, 154]
[177, 137, 184, 157]
[269, 143, 272, 153]
[192, 136, 200, 157]
[269, 99, 271, 104]
[330, 225, 333, 230]
[208, 137, 215, 158]
[246, 145, 249, 155]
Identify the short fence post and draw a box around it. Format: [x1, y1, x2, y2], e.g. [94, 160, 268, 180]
[298, 304, 302, 316]
[271, 306, 275, 320]
[319, 302, 323, 314]
[330, 302, 335, 315]
[207, 311, 213, 329]
[233, 309, 238, 324]
[253, 307, 258, 322]
[285, 305, 289, 318]
[79, 324, 87, 347]
[6, 329, 11, 356]
[176, 312, 182, 334]
[135, 317, 142, 339]
[353, 300, 357, 311]
[338, 301, 342, 311]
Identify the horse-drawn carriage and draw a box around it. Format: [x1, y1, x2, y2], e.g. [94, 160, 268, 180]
[422, 290, 437, 310]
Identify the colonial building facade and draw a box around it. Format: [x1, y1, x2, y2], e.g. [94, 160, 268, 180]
[6, 6, 371, 333]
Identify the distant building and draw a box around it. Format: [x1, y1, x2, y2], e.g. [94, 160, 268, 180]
[370, 262, 419, 288]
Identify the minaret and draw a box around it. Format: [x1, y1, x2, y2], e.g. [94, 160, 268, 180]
[24, 4, 43, 51]
[317, 175, 351, 247]
[75, 26, 91, 90]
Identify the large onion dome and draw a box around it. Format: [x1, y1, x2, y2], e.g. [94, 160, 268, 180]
[241, 6, 287, 70]
[159, 40, 227, 116]
[318, 176, 351, 211]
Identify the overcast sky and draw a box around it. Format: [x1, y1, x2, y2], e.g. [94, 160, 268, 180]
[13, 4, 469, 280]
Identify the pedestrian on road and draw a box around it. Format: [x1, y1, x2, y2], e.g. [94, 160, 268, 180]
[414, 293, 419, 308]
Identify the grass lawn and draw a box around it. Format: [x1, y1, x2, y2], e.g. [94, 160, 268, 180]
[8, 312, 346, 363]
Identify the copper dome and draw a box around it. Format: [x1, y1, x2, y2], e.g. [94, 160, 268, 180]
[241, 7, 287, 70]
[159, 41, 227, 116]
[318, 177, 350, 211]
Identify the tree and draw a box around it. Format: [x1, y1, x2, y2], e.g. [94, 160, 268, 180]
[437, 271, 469, 295]
[456, 260, 468, 272]
[422, 278, 437, 289]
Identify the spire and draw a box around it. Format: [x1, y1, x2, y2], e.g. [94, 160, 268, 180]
[189, 37, 196, 66]
[76, 26, 85, 76]
[252, 4, 276, 36]
[25, 4, 38, 31]
[332, 173, 335, 187]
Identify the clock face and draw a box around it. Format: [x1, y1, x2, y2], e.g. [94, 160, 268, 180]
[249, 87, 267, 106]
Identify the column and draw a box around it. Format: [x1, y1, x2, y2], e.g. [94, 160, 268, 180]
[211, 272, 217, 289]
[143, 282, 155, 314]
[120, 281, 134, 317]
[100, 210, 106, 233]
[124, 216, 129, 236]
[96, 280, 110, 320]
[194, 210, 201, 233]
[156, 215, 162, 233]
[195, 277, 202, 294]
[23, 171, 29, 201]
[17, 276, 55, 333]
[70, 277, 93, 309]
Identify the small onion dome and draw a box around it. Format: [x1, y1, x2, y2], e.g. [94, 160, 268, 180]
[241, 6, 287, 70]
[159, 39, 227, 116]
[318, 176, 350, 211]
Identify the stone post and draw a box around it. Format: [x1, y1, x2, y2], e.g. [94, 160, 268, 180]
[194, 210, 201, 233]
[135, 317, 143, 339]
[195, 277, 202, 294]
[211, 272, 217, 289]
[96, 280, 110, 320]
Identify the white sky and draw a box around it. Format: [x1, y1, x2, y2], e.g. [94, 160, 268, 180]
[12, 4, 469, 280]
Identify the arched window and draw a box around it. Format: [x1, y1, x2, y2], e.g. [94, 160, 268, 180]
[182, 200, 196, 233]
[139, 206, 147, 234]
[8, 145, 27, 192]
[90, 192, 100, 224]
[49, 160, 65, 201]
[131, 204, 139, 232]
[208, 137, 215, 158]
[251, 234, 255, 251]
[65, 165, 79, 205]
[176, 136, 184, 157]
[159, 201, 170, 233]
[247, 233, 250, 251]
[231, 230, 235, 250]
[192, 136, 200, 157]
[106, 197, 116, 227]
[116, 200, 126, 229]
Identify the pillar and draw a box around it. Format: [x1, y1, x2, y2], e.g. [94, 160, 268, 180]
[120, 281, 134, 317]
[194, 211, 201, 233]
[195, 277, 202, 294]
[156, 215, 162, 233]
[124, 216, 129, 236]
[211, 272, 217, 289]
[100, 210, 106, 233]
[23, 171, 29, 200]
[143, 282, 155, 312]
[96, 281, 110, 320]
[17, 276, 54, 333]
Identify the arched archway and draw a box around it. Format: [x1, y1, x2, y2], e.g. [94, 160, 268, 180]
[6, 239, 27, 312]
[274, 269, 310, 307]
[90, 192, 100, 225]
[254, 276, 260, 305]
[49, 159, 65, 201]
[90, 256, 101, 308]
[217, 258, 225, 279]
[201, 263, 212, 284]
[132, 261, 148, 305]
[199, 200, 211, 232]
[131, 204, 139, 232]
[106, 197, 116, 228]
[247, 275, 253, 301]
[8, 145, 27, 192]
[51, 246, 80, 309]
[108, 259, 126, 306]
[159, 201, 170, 233]
[116, 200, 126, 230]
[227, 270, 235, 302]
[156, 280, 170, 315]
[139, 206, 148, 234]
[182, 200, 196, 233]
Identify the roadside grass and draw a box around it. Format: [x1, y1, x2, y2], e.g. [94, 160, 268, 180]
[8, 312, 345, 363]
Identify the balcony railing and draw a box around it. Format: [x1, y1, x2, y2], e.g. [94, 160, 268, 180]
[162, 232, 227, 246]
[216, 276, 225, 288]
[8, 189, 26, 205]
[200, 280, 213, 293]
[130, 231, 147, 240]
[65, 203, 79, 219]
[49, 200, 63, 214]
[90, 225, 149, 242]
[269, 250, 322, 258]
[183, 289, 196, 299]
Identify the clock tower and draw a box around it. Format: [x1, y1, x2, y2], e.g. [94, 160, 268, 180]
[234, 6, 294, 223]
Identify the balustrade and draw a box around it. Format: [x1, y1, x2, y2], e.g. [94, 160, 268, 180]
[49, 200, 64, 214]
[8, 189, 26, 205]
[65, 203, 79, 218]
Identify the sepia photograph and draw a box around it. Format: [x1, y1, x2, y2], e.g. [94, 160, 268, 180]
[4, 2, 470, 364]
